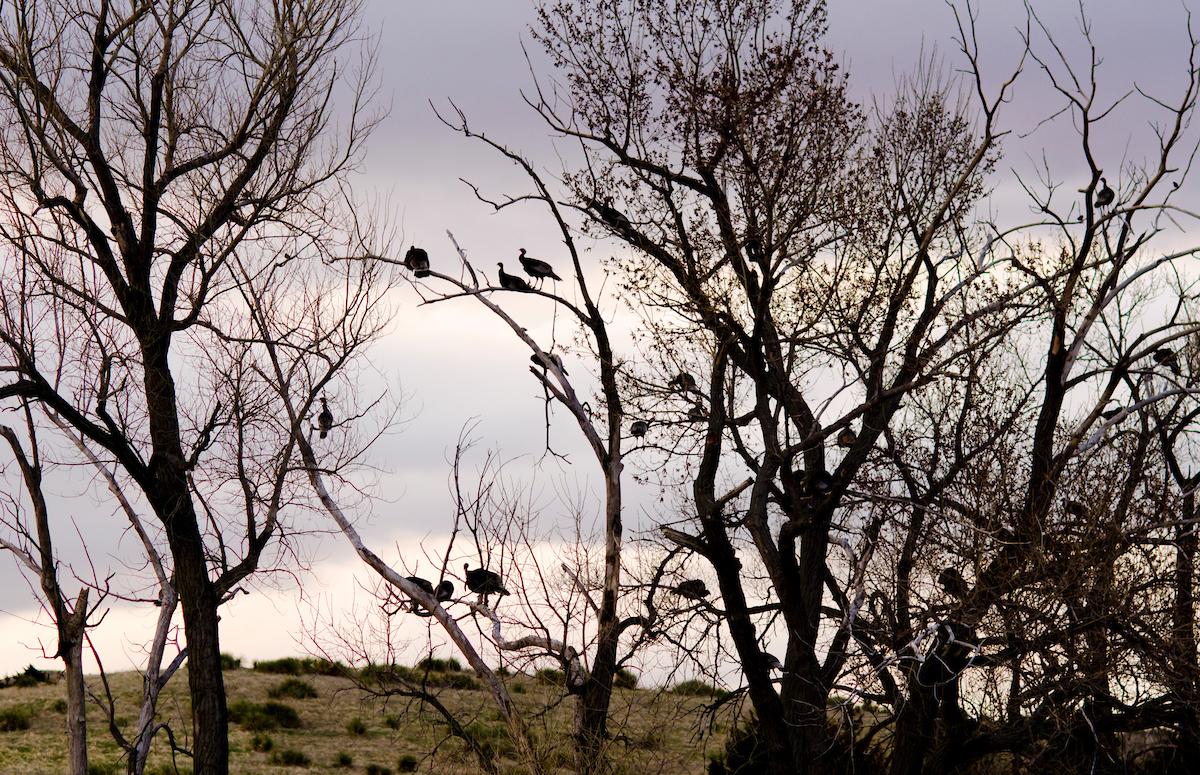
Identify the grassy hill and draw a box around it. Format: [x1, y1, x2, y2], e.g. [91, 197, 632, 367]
[0, 659, 725, 775]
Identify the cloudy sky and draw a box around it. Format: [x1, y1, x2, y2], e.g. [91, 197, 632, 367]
[2, 0, 1198, 677]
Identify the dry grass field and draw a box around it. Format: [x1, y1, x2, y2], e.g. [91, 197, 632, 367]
[0, 661, 727, 775]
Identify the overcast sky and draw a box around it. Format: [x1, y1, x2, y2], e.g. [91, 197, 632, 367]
[2, 0, 1198, 678]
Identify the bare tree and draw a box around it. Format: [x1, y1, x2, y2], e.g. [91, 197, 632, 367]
[0, 1, 388, 773]
[521, 1, 1200, 774]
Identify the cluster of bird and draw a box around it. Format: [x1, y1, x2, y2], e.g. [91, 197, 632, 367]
[401, 563, 510, 616]
[401, 246, 562, 292]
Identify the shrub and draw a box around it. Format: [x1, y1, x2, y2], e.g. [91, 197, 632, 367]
[496, 666, 511, 676]
[416, 657, 462, 673]
[442, 673, 480, 690]
[228, 700, 301, 731]
[268, 748, 310, 766]
[384, 714, 401, 730]
[397, 754, 419, 772]
[268, 678, 318, 699]
[220, 653, 242, 670]
[51, 699, 68, 713]
[614, 668, 638, 690]
[250, 733, 274, 752]
[345, 716, 368, 735]
[254, 657, 302, 675]
[8, 665, 53, 688]
[670, 679, 727, 698]
[334, 751, 353, 767]
[87, 763, 119, 775]
[0, 705, 31, 731]
[360, 663, 414, 685]
[535, 668, 564, 686]
[365, 766, 393, 775]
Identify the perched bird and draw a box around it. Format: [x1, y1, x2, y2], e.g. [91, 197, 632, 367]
[317, 397, 333, 439]
[404, 576, 435, 615]
[1100, 407, 1124, 421]
[405, 576, 435, 595]
[806, 469, 834, 497]
[1063, 499, 1088, 519]
[531, 351, 568, 374]
[497, 262, 532, 292]
[668, 371, 698, 393]
[672, 579, 710, 600]
[938, 568, 970, 599]
[630, 419, 649, 438]
[1153, 347, 1182, 375]
[1095, 177, 1115, 208]
[590, 196, 632, 231]
[687, 401, 708, 423]
[404, 246, 431, 278]
[435, 580, 455, 603]
[837, 428, 857, 448]
[517, 248, 562, 283]
[464, 563, 510, 603]
[764, 653, 784, 672]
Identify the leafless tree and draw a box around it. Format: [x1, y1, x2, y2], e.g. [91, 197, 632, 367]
[0, 1, 388, 773]
[522, 1, 1200, 774]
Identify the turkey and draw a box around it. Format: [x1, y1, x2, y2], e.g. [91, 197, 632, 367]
[517, 248, 562, 283]
[403, 246, 431, 277]
[497, 263, 532, 292]
[464, 563, 510, 604]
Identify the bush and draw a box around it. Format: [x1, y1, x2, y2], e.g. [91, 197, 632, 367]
[51, 699, 68, 713]
[346, 717, 368, 735]
[365, 766, 393, 775]
[268, 748, 311, 766]
[268, 678, 318, 699]
[397, 754, 419, 772]
[670, 679, 727, 698]
[87, 763, 119, 775]
[0, 705, 31, 731]
[334, 751, 353, 767]
[228, 700, 301, 731]
[614, 668, 639, 690]
[7, 665, 53, 688]
[535, 668, 564, 686]
[250, 733, 274, 752]
[220, 653, 242, 670]
[442, 673, 480, 690]
[416, 657, 461, 673]
[384, 714, 401, 730]
[254, 657, 302, 675]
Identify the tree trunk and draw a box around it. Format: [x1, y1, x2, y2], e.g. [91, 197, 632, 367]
[64, 628, 88, 775]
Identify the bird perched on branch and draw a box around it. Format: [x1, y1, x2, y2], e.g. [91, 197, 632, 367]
[630, 419, 649, 438]
[497, 262, 532, 292]
[531, 351, 568, 374]
[672, 579, 710, 600]
[837, 428, 857, 448]
[1063, 499, 1088, 519]
[464, 563, 509, 604]
[938, 568, 970, 599]
[589, 196, 632, 231]
[1153, 347, 1181, 375]
[517, 248, 561, 283]
[1095, 177, 1115, 208]
[668, 371, 698, 393]
[805, 469, 834, 497]
[403, 246, 431, 277]
[317, 397, 333, 439]
[435, 580, 455, 603]
[687, 401, 708, 423]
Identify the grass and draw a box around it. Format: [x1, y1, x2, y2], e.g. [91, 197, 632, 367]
[0, 662, 720, 775]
